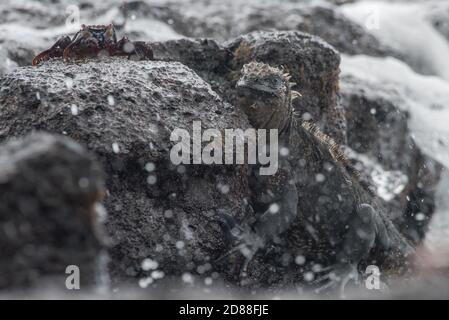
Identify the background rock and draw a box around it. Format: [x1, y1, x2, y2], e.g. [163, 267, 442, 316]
[145, 0, 398, 57]
[340, 74, 442, 244]
[0, 133, 106, 291]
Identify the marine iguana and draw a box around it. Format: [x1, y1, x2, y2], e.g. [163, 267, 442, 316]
[221, 61, 415, 294]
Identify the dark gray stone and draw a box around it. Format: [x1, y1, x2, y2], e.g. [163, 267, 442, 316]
[143, 0, 399, 57]
[0, 133, 106, 291]
[340, 74, 443, 245]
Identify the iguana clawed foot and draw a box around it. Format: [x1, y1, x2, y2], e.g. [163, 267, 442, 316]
[313, 263, 360, 298]
[217, 212, 266, 281]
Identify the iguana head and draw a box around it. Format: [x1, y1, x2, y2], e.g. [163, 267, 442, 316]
[236, 61, 300, 129]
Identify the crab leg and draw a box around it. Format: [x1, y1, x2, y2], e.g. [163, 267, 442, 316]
[32, 36, 72, 66]
[114, 37, 153, 60]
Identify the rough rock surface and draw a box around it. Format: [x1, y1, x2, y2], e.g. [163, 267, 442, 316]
[340, 74, 442, 244]
[144, 0, 398, 57]
[0, 133, 106, 290]
[0, 58, 251, 285]
[0, 0, 401, 75]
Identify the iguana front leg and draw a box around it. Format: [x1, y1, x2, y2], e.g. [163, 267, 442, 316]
[252, 168, 298, 241]
[241, 172, 298, 278]
[217, 166, 298, 279]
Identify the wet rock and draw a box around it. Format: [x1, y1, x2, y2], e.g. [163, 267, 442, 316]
[0, 58, 251, 285]
[0, 133, 106, 291]
[340, 74, 442, 244]
[151, 37, 231, 89]
[0, 41, 35, 74]
[143, 0, 398, 57]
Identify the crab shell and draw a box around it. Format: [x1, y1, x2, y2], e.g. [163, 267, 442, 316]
[62, 24, 118, 60]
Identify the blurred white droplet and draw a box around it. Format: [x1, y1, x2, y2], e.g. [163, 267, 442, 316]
[94, 203, 107, 223]
[176, 241, 185, 249]
[112, 142, 120, 154]
[182, 272, 194, 284]
[141, 258, 158, 271]
[315, 173, 325, 182]
[268, 203, 280, 214]
[138, 277, 153, 288]
[107, 95, 115, 106]
[240, 246, 252, 258]
[312, 264, 323, 272]
[151, 270, 165, 279]
[204, 277, 213, 286]
[123, 42, 135, 54]
[78, 177, 89, 188]
[65, 77, 74, 89]
[302, 112, 312, 121]
[164, 210, 173, 218]
[145, 162, 155, 172]
[280, 147, 290, 157]
[415, 213, 426, 221]
[304, 272, 314, 282]
[295, 255, 306, 265]
[70, 104, 78, 116]
[217, 183, 230, 194]
[147, 175, 157, 185]
[177, 165, 186, 174]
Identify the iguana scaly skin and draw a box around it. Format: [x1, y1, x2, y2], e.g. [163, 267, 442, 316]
[225, 61, 414, 293]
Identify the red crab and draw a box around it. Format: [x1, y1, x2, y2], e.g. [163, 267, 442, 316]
[32, 24, 153, 66]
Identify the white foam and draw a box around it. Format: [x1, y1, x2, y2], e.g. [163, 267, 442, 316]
[342, 54, 449, 168]
[341, 0, 449, 80]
